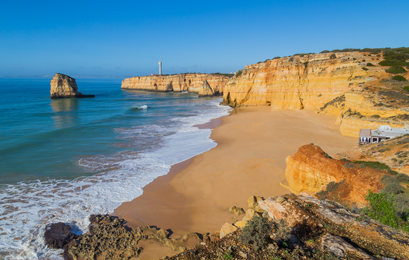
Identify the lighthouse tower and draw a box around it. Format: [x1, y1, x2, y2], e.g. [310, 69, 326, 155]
[158, 57, 162, 75]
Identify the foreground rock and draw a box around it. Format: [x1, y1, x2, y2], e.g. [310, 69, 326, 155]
[121, 73, 230, 96]
[285, 144, 385, 204]
[50, 73, 95, 98]
[168, 193, 409, 259]
[60, 215, 202, 260]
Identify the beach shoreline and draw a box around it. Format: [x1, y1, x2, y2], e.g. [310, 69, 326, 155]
[114, 106, 359, 259]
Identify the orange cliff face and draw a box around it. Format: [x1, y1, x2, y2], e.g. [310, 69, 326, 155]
[121, 73, 230, 96]
[222, 52, 409, 137]
[222, 52, 371, 109]
[284, 144, 385, 204]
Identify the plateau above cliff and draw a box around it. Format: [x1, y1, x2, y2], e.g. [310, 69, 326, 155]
[50, 73, 95, 98]
[222, 48, 409, 137]
[121, 73, 230, 96]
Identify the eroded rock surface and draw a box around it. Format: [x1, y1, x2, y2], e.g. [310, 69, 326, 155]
[260, 193, 409, 259]
[285, 144, 385, 203]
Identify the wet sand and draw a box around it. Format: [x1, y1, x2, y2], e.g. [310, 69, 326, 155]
[114, 107, 358, 259]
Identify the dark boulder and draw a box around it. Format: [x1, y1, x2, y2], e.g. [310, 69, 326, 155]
[44, 222, 77, 249]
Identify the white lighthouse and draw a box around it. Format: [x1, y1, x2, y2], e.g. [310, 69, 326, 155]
[158, 57, 162, 75]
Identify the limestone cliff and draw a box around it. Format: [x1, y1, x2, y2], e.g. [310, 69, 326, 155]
[121, 73, 230, 96]
[50, 73, 94, 98]
[222, 50, 409, 137]
[284, 144, 385, 204]
[222, 52, 372, 109]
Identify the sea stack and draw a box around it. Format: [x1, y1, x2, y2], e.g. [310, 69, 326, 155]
[50, 73, 95, 98]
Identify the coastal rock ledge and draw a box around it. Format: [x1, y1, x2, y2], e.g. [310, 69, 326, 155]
[50, 73, 95, 98]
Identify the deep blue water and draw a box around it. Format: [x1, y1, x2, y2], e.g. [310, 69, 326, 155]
[0, 77, 230, 259]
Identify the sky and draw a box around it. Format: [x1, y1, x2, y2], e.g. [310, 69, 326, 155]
[1, 0, 408, 77]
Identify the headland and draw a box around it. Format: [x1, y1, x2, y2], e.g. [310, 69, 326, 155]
[121, 73, 231, 96]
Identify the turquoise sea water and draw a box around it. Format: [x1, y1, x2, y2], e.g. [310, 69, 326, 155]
[0, 78, 230, 259]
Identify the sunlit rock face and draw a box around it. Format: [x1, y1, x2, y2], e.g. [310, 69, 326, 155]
[121, 73, 230, 96]
[50, 73, 94, 98]
[50, 73, 79, 98]
[222, 52, 409, 137]
[284, 144, 385, 204]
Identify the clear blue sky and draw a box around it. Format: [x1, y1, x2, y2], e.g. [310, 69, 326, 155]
[1, 0, 408, 77]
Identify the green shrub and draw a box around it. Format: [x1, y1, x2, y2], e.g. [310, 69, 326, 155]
[239, 214, 274, 251]
[403, 86, 409, 92]
[353, 58, 357, 60]
[363, 67, 368, 71]
[235, 70, 243, 78]
[380, 183, 404, 195]
[386, 66, 407, 74]
[343, 162, 356, 169]
[223, 251, 233, 259]
[362, 59, 366, 62]
[273, 56, 281, 59]
[353, 161, 399, 175]
[363, 190, 401, 229]
[367, 63, 374, 66]
[395, 194, 409, 220]
[381, 175, 399, 185]
[330, 54, 337, 59]
[397, 173, 409, 183]
[392, 75, 407, 81]
[273, 218, 291, 244]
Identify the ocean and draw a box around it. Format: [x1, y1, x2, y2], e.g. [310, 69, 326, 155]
[0, 77, 230, 259]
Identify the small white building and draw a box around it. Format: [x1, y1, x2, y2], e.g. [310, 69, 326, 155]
[359, 125, 409, 145]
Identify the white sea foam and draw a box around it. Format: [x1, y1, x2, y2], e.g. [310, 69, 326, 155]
[138, 105, 148, 109]
[0, 99, 231, 259]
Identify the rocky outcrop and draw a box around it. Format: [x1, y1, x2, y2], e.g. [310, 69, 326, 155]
[121, 73, 230, 96]
[50, 73, 95, 98]
[260, 193, 409, 259]
[284, 144, 385, 203]
[60, 215, 202, 260]
[168, 193, 409, 259]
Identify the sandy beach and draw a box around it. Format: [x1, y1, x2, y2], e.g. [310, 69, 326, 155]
[114, 107, 358, 259]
